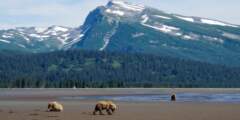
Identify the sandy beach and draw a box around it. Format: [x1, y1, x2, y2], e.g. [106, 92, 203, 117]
[0, 88, 240, 120]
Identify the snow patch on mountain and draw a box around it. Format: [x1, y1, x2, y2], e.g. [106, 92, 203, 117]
[100, 23, 119, 51]
[132, 33, 144, 38]
[29, 34, 42, 38]
[62, 33, 70, 37]
[200, 19, 238, 27]
[142, 24, 180, 34]
[40, 35, 50, 38]
[110, 0, 145, 12]
[175, 33, 183, 36]
[17, 44, 26, 48]
[222, 32, 240, 40]
[52, 26, 69, 32]
[202, 36, 224, 44]
[2, 34, 12, 38]
[183, 35, 192, 40]
[141, 15, 181, 36]
[19, 34, 30, 42]
[181, 33, 200, 40]
[44, 30, 57, 36]
[175, 15, 194, 22]
[63, 34, 84, 50]
[141, 14, 149, 23]
[0, 39, 10, 43]
[29, 34, 49, 39]
[42, 26, 70, 36]
[35, 27, 47, 33]
[106, 9, 125, 16]
[153, 15, 171, 20]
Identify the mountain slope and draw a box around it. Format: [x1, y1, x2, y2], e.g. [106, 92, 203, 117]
[1, 0, 240, 66]
[72, 0, 240, 66]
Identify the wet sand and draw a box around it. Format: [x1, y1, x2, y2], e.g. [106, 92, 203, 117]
[0, 88, 240, 120]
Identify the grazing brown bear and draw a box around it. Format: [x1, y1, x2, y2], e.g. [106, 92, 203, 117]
[171, 94, 176, 101]
[47, 101, 63, 112]
[93, 101, 117, 115]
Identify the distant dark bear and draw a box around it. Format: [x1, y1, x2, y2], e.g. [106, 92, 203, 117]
[171, 94, 176, 101]
[93, 101, 117, 115]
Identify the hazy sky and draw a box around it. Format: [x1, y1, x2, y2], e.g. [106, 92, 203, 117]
[0, 0, 239, 29]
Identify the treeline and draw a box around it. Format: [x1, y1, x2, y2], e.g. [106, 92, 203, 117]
[0, 50, 240, 88]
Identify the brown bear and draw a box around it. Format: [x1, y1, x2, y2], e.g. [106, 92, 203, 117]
[47, 101, 64, 112]
[171, 94, 176, 101]
[93, 101, 117, 115]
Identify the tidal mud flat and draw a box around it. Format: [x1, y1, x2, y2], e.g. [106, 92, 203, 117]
[0, 88, 240, 120]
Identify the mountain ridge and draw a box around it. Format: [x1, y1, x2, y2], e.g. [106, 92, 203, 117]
[1, 0, 240, 66]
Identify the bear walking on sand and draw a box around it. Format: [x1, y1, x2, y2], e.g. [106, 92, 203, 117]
[47, 101, 63, 112]
[93, 101, 117, 115]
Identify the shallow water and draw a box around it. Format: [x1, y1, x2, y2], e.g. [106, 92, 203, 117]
[61, 93, 240, 103]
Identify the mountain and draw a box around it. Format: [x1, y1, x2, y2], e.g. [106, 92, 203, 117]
[0, 26, 82, 53]
[1, 0, 240, 66]
[72, 0, 240, 66]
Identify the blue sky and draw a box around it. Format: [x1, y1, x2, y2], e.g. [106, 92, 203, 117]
[0, 0, 239, 29]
